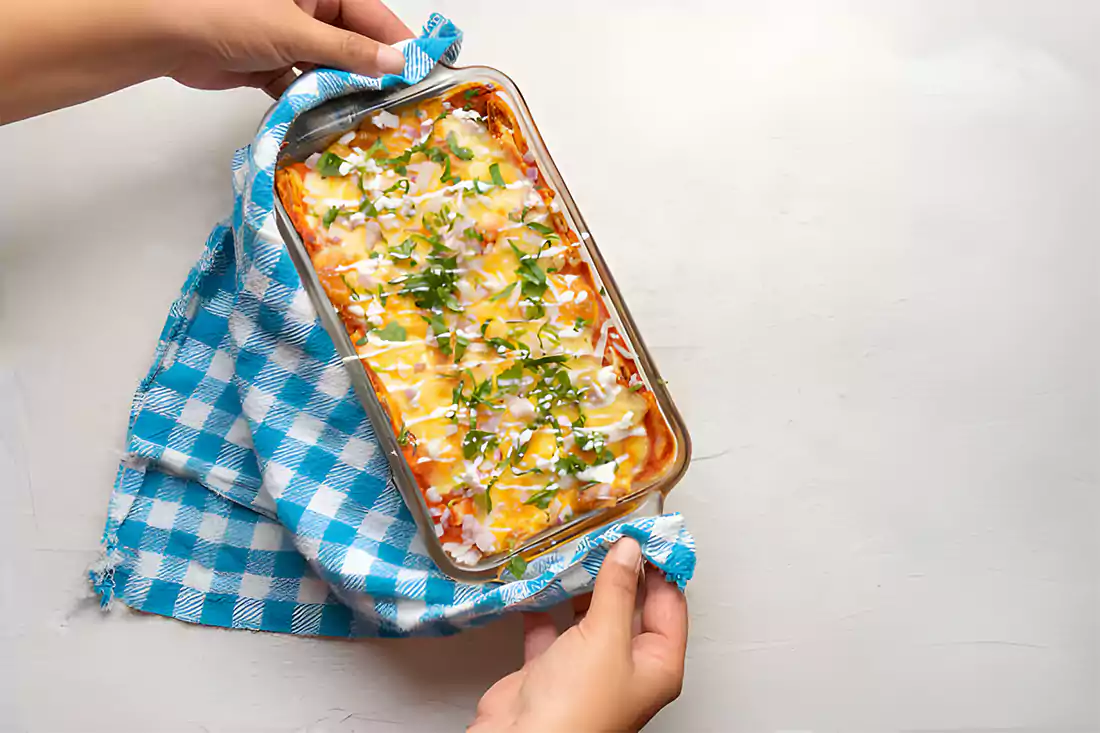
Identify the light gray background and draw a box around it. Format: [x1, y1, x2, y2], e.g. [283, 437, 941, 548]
[1, 1, 1097, 731]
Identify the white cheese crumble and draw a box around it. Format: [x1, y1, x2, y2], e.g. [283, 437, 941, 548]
[575, 461, 617, 485]
[371, 110, 400, 129]
[461, 513, 497, 553]
[451, 108, 483, 123]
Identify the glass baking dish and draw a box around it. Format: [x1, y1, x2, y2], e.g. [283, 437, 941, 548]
[273, 64, 691, 583]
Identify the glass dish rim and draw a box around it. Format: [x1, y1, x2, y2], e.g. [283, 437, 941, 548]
[272, 63, 692, 583]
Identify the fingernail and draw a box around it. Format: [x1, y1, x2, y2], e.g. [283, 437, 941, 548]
[377, 45, 406, 76]
[610, 537, 642, 574]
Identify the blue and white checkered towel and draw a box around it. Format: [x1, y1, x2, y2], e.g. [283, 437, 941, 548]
[90, 13, 696, 637]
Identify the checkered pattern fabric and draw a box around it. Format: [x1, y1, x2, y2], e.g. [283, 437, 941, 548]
[89, 13, 696, 637]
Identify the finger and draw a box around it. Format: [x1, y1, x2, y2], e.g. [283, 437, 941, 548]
[256, 67, 299, 99]
[338, 0, 415, 43]
[630, 631, 685, 727]
[523, 612, 558, 663]
[282, 16, 406, 77]
[581, 537, 642, 647]
[571, 592, 592, 624]
[640, 564, 688, 653]
[173, 68, 267, 92]
[471, 669, 524, 725]
[294, 0, 321, 19]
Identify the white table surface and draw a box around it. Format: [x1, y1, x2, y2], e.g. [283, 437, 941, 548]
[2, 1, 1097, 731]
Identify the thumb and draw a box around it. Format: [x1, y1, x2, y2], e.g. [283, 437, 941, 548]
[582, 537, 643, 648]
[281, 17, 406, 77]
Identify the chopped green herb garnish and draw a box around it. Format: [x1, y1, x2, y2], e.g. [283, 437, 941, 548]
[382, 149, 414, 175]
[410, 230, 447, 253]
[555, 454, 588, 475]
[485, 336, 515, 355]
[574, 317, 591, 331]
[453, 332, 469, 362]
[424, 315, 456, 357]
[463, 226, 484, 243]
[512, 242, 548, 300]
[462, 430, 499, 460]
[536, 322, 560, 349]
[496, 362, 524, 391]
[317, 151, 346, 177]
[476, 486, 492, 513]
[396, 251, 462, 313]
[424, 145, 447, 164]
[525, 221, 556, 237]
[436, 333, 453, 356]
[366, 137, 388, 157]
[512, 435, 532, 463]
[505, 555, 528, 579]
[519, 357, 585, 421]
[396, 426, 412, 446]
[464, 88, 480, 100]
[339, 273, 360, 298]
[446, 131, 474, 160]
[389, 238, 417, 261]
[599, 286, 607, 296]
[322, 206, 341, 228]
[451, 370, 496, 427]
[489, 163, 506, 187]
[489, 282, 517, 302]
[630, 383, 645, 392]
[574, 426, 608, 455]
[521, 354, 570, 368]
[383, 179, 410, 195]
[375, 322, 407, 342]
[376, 285, 388, 306]
[360, 197, 380, 217]
[524, 488, 558, 509]
[439, 156, 460, 185]
[423, 313, 448, 335]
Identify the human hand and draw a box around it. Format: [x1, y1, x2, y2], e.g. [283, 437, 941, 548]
[469, 538, 689, 733]
[167, 0, 413, 97]
[0, 0, 413, 123]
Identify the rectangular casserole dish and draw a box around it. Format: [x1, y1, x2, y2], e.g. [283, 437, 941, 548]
[273, 64, 690, 582]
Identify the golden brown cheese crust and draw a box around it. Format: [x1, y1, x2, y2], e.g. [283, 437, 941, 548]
[276, 83, 676, 562]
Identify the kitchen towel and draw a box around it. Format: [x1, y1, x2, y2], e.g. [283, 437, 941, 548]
[90, 12, 696, 637]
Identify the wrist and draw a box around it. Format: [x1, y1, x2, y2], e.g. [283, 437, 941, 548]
[125, 0, 202, 77]
[510, 716, 638, 733]
[0, 0, 189, 122]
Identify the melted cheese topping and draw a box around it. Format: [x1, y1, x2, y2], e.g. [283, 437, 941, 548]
[281, 87, 661, 564]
